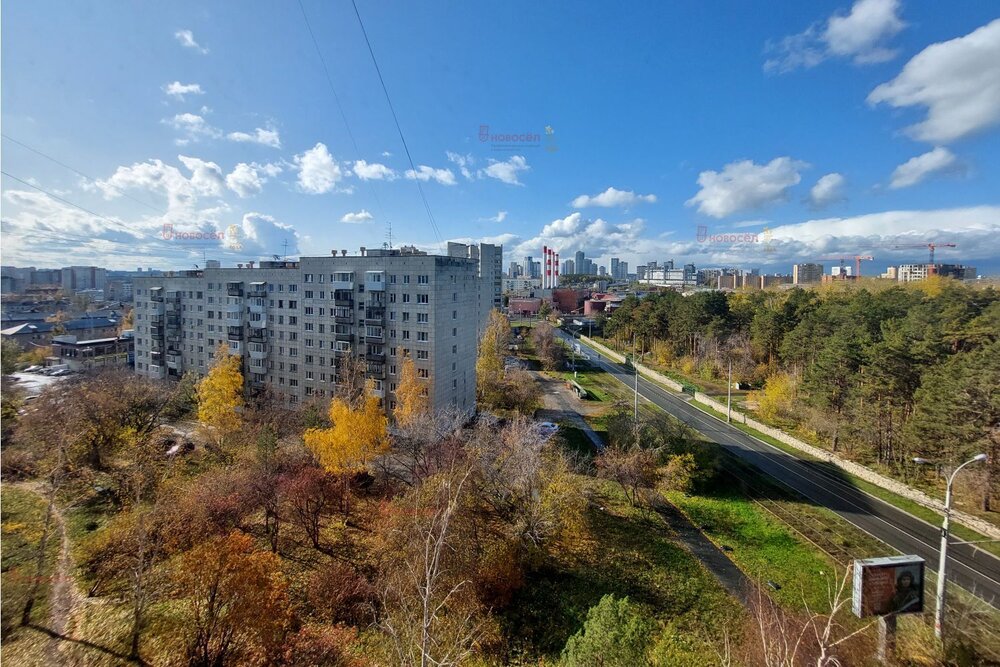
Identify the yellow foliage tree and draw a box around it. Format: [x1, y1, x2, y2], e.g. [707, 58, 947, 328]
[476, 310, 510, 408]
[751, 371, 796, 421]
[304, 380, 389, 474]
[395, 352, 428, 427]
[197, 343, 244, 444]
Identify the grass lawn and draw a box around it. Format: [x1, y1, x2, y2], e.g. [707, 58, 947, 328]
[502, 478, 741, 664]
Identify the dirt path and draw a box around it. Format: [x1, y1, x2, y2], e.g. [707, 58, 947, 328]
[45, 499, 81, 663]
[18, 481, 82, 665]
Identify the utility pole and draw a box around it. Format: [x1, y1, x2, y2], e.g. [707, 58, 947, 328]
[913, 453, 988, 640]
[633, 334, 639, 422]
[727, 358, 733, 423]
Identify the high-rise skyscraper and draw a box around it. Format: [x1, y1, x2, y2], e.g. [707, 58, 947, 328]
[610, 258, 620, 280]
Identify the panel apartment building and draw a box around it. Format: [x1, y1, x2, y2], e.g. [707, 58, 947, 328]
[132, 244, 502, 415]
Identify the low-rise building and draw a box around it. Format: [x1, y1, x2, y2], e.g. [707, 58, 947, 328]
[51, 333, 134, 371]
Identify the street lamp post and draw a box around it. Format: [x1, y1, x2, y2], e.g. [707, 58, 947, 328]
[913, 453, 988, 640]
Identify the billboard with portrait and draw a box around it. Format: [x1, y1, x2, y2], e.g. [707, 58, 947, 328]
[852, 555, 925, 618]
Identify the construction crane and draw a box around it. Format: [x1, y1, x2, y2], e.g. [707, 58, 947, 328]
[815, 255, 874, 278]
[891, 242, 956, 264]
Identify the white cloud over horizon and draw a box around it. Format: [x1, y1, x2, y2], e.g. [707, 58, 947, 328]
[404, 165, 456, 186]
[571, 186, 657, 208]
[478, 155, 529, 186]
[687, 157, 807, 218]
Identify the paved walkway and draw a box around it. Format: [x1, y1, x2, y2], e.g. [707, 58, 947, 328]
[651, 495, 755, 607]
[532, 371, 605, 451]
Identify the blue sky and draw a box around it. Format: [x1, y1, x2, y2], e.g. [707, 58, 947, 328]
[2, 0, 999, 274]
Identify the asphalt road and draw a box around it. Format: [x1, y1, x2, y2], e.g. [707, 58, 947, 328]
[560, 330, 1000, 610]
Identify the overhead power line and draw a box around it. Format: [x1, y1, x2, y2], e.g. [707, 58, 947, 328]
[350, 0, 442, 243]
[2, 133, 163, 213]
[296, 0, 389, 229]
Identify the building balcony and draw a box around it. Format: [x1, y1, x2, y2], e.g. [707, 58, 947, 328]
[248, 314, 267, 329]
[166, 354, 181, 370]
[365, 352, 386, 364]
[226, 282, 244, 297]
[364, 271, 385, 292]
[334, 315, 354, 324]
[330, 280, 354, 291]
[248, 297, 266, 313]
[334, 297, 354, 307]
[149, 301, 165, 314]
[248, 329, 267, 344]
[251, 373, 267, 386]
[248, 282, 267, 298]
[365, 307, 385, 320]
[335, 332, 353, 342]
[248, 342, 267, 360]
[150, 293, 164, 303]
[225, 313, 243, 327]
[365, 334, 384, 344]
[227, 326, 243, 341]
[148, 364, 165, 378]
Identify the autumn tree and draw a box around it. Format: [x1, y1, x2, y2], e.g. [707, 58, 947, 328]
[531, 322, 565, 370]
[197, 342, 244, 447]
[304, 380, 389, 474]
[395, 352, 428, 428]
[476, 310, 510, 408]
[379, 470, 483, 667]
[172, 531, 291, 666]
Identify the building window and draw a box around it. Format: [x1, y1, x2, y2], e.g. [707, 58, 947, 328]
[418, 369, 429, 378]
[402, 294, 411, 303]
[418, 275, 429, 284]
[417, 313, 428, 323]
[417, 294, 429, 304]
[417, 332, 428, 341]
[417, 350, 429, 360]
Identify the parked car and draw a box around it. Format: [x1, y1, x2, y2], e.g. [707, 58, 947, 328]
[22, 365, 43, 373]
[51, 369, 75, 377]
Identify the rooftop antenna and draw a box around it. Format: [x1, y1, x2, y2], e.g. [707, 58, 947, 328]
[282, 239, 289, 262]
[386, 220, 393, 249]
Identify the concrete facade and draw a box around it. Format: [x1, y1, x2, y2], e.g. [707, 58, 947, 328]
[132, 249, 487, 415]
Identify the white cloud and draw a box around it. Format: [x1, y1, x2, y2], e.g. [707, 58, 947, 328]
[225, 163, 264, 198]
[501, 205, 1000, 270]
[177, 156, 225, 196]
[571, 186, 657, 208]
[294, 143, 344, 194]
[809, 173, 846, 208]
[476, 211, 508, 223]
[889, 147, 958, 189]
[765, 0, 905, 73]
[478, 155, 529, 186]
[163, 81, 204, 100]
[174, 29, 208, 54]
[340, 209, 374, 223]
[163, 113, 221, 144]
[446, 151, 475, 180]
[404, 165, 456, 186]
[235, 212, 300, 256]
[227, 127, 282, 149]
[868, 19, 1000, 143]
[687, 157, 807, 218]
[352, 160, 397, 181]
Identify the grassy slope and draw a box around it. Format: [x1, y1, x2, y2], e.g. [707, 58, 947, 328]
[503, 479, 740, 665]
[1, 485, 61, 664]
